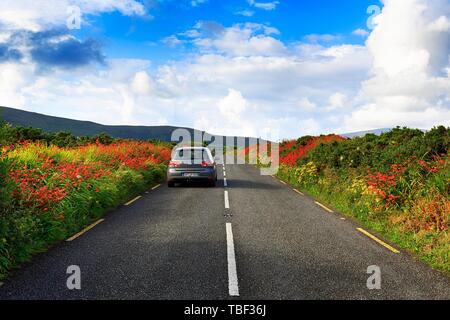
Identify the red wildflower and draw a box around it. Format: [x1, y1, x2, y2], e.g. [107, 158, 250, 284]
[6, 140, 172, 213]
[280, 135, 345, 166]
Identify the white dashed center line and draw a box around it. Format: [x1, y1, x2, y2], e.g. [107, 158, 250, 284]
[224, 190, 230, 209]
[223, 164, 228, 187]
[226, 223, 239, 296]
[223, 165, 238, 296]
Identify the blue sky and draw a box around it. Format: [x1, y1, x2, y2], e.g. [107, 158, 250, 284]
[79, 0, 378, 62]
[0, 0, 448, 139]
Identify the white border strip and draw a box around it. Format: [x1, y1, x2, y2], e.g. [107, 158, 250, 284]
[151, 184, 161, 190]
[315, 201, 333, 213]
[66, 219, 105, 242]
[125, 196, 142, 206]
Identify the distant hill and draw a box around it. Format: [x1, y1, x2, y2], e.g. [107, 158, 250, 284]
[340, 128, 392, 138]
[0, 106, 260, 145]
[0, 106, 395, 143]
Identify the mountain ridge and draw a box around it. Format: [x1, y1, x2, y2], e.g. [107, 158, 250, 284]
[1, 106, 391, 141]
[0, 106, 253, 143]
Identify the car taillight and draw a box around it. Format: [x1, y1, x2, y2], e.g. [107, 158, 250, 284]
[201, 161, 213, 167]
[169, 160, 181, 167]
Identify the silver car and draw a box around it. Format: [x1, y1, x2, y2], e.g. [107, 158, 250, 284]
[167, 147, 218, 187]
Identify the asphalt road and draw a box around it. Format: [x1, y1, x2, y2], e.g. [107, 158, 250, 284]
[0, 164, 449, 300]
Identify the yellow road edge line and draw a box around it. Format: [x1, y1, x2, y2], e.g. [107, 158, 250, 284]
[151, 184, 161, 190]
[124, 195, 142, 206]
[357, 228, 400, 254]
[293, 188, 304, 196]
[315, 201, 334, 213]
[66, 219, 105, 242]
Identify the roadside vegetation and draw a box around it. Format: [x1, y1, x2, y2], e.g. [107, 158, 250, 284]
[273, 127, 449, 273]
[1, 120, 448, 279]
[0, 121, 171, 280]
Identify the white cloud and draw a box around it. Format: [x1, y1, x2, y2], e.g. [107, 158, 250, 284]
[352, 28, 370, 37]
[0, 13, 371, 138]
[218, 89, 248, 121]
[247, 0, 280, 11]
[345, 0, 450, 131]
[1, 1, 448, 139]
[304, 34, 340, 43]
[191, 23, 286, 57]
[428, 15, 450, 32]
[0, 0, 147, 32]
[190, 0, 208, 7]
[208, 88, 256, 136]
[326, 92, 347, 111]
[2, 59, 155, 125]
[0, 63, 33, 106]
[0, 39, 370, 139]
[131, 71, 155, 95]
[235, 10, 255, 17]
[162, 35, 183, 47]
[180, 29, 202, 39]
[345, 104, 450, 131]
[297, 97, 317, 112]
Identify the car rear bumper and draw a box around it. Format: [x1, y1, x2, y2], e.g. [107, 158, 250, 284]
[167, 168, 217, 182]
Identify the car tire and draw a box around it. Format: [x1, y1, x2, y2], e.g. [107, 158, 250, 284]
[168, 181, 175, 187]
[209, 180, 216, 187]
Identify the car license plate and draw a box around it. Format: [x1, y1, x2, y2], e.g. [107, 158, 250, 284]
[183, 173, 199, 177]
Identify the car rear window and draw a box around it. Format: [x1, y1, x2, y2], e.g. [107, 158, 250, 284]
[174, 148, 212, 163]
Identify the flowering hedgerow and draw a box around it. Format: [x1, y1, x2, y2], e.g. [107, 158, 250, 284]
[0, 139, 171, 279]
[5, 141, 171, 213]
[239, 136, 343, 166]
[275, 126, 450, 273]
[280, 135, 344, 166]
[366, 156, 448, 209]
[8, 159, 110, 211]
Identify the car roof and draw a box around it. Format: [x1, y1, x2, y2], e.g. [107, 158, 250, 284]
[176, 147, 209, 150]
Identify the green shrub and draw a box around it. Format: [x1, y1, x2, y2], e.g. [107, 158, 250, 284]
[276, 126, 450, 273]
